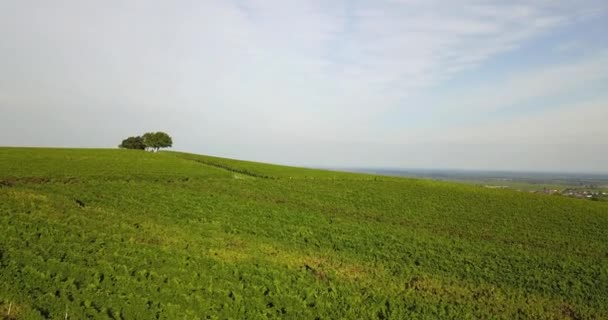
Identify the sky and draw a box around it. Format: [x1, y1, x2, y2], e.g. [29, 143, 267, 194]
[1, 0, 607, 172]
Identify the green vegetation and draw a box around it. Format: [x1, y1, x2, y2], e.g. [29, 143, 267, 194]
[118, 137, 146, 150]
[119, 132, 173, 151]
[1, 147, 607, 319]
[142, 132, 173, 152]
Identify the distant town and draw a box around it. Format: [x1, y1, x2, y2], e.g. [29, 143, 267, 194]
[533, 187, 607, 201]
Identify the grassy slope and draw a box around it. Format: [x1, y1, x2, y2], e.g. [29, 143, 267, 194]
[0, 147, 607, 319]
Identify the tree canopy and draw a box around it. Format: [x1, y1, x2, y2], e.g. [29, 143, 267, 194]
[119, 132, 172, 151]
[118, 136, 146, 150]
[142, 132, 173, 152]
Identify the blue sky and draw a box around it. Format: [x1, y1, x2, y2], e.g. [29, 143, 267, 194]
[1, 0, 607, 172]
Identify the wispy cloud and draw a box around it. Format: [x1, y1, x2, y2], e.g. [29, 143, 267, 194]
[433, 97, 608, 145]
[432, 51, 608, 116]
[194, 0, 605, 132]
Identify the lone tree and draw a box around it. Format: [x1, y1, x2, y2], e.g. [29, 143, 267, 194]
[119, 136, 146, 150]
[143, 131, 173, 152]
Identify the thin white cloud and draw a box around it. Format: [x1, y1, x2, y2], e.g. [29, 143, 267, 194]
[434, 51, 608, 116]
[337, 1, 583, 91]
[443, 98, 608, 145]
[378, 50, 608, 146]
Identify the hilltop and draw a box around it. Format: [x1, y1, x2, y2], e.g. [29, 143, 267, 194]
[0, 148, 607, 319]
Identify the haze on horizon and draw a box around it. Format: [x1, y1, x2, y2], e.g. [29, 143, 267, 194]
[1, 1, 607, 173]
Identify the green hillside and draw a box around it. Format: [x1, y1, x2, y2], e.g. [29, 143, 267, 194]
[1, 148, 607, 319]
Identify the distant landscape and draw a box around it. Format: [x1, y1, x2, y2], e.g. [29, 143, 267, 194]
[337, 168, 608, 201]
[1, 148, 607, 319]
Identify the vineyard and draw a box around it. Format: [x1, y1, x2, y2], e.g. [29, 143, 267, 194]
[0, 147, 607, 319]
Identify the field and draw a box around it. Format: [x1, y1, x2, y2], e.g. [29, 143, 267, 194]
[1, 148, 607, 319]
